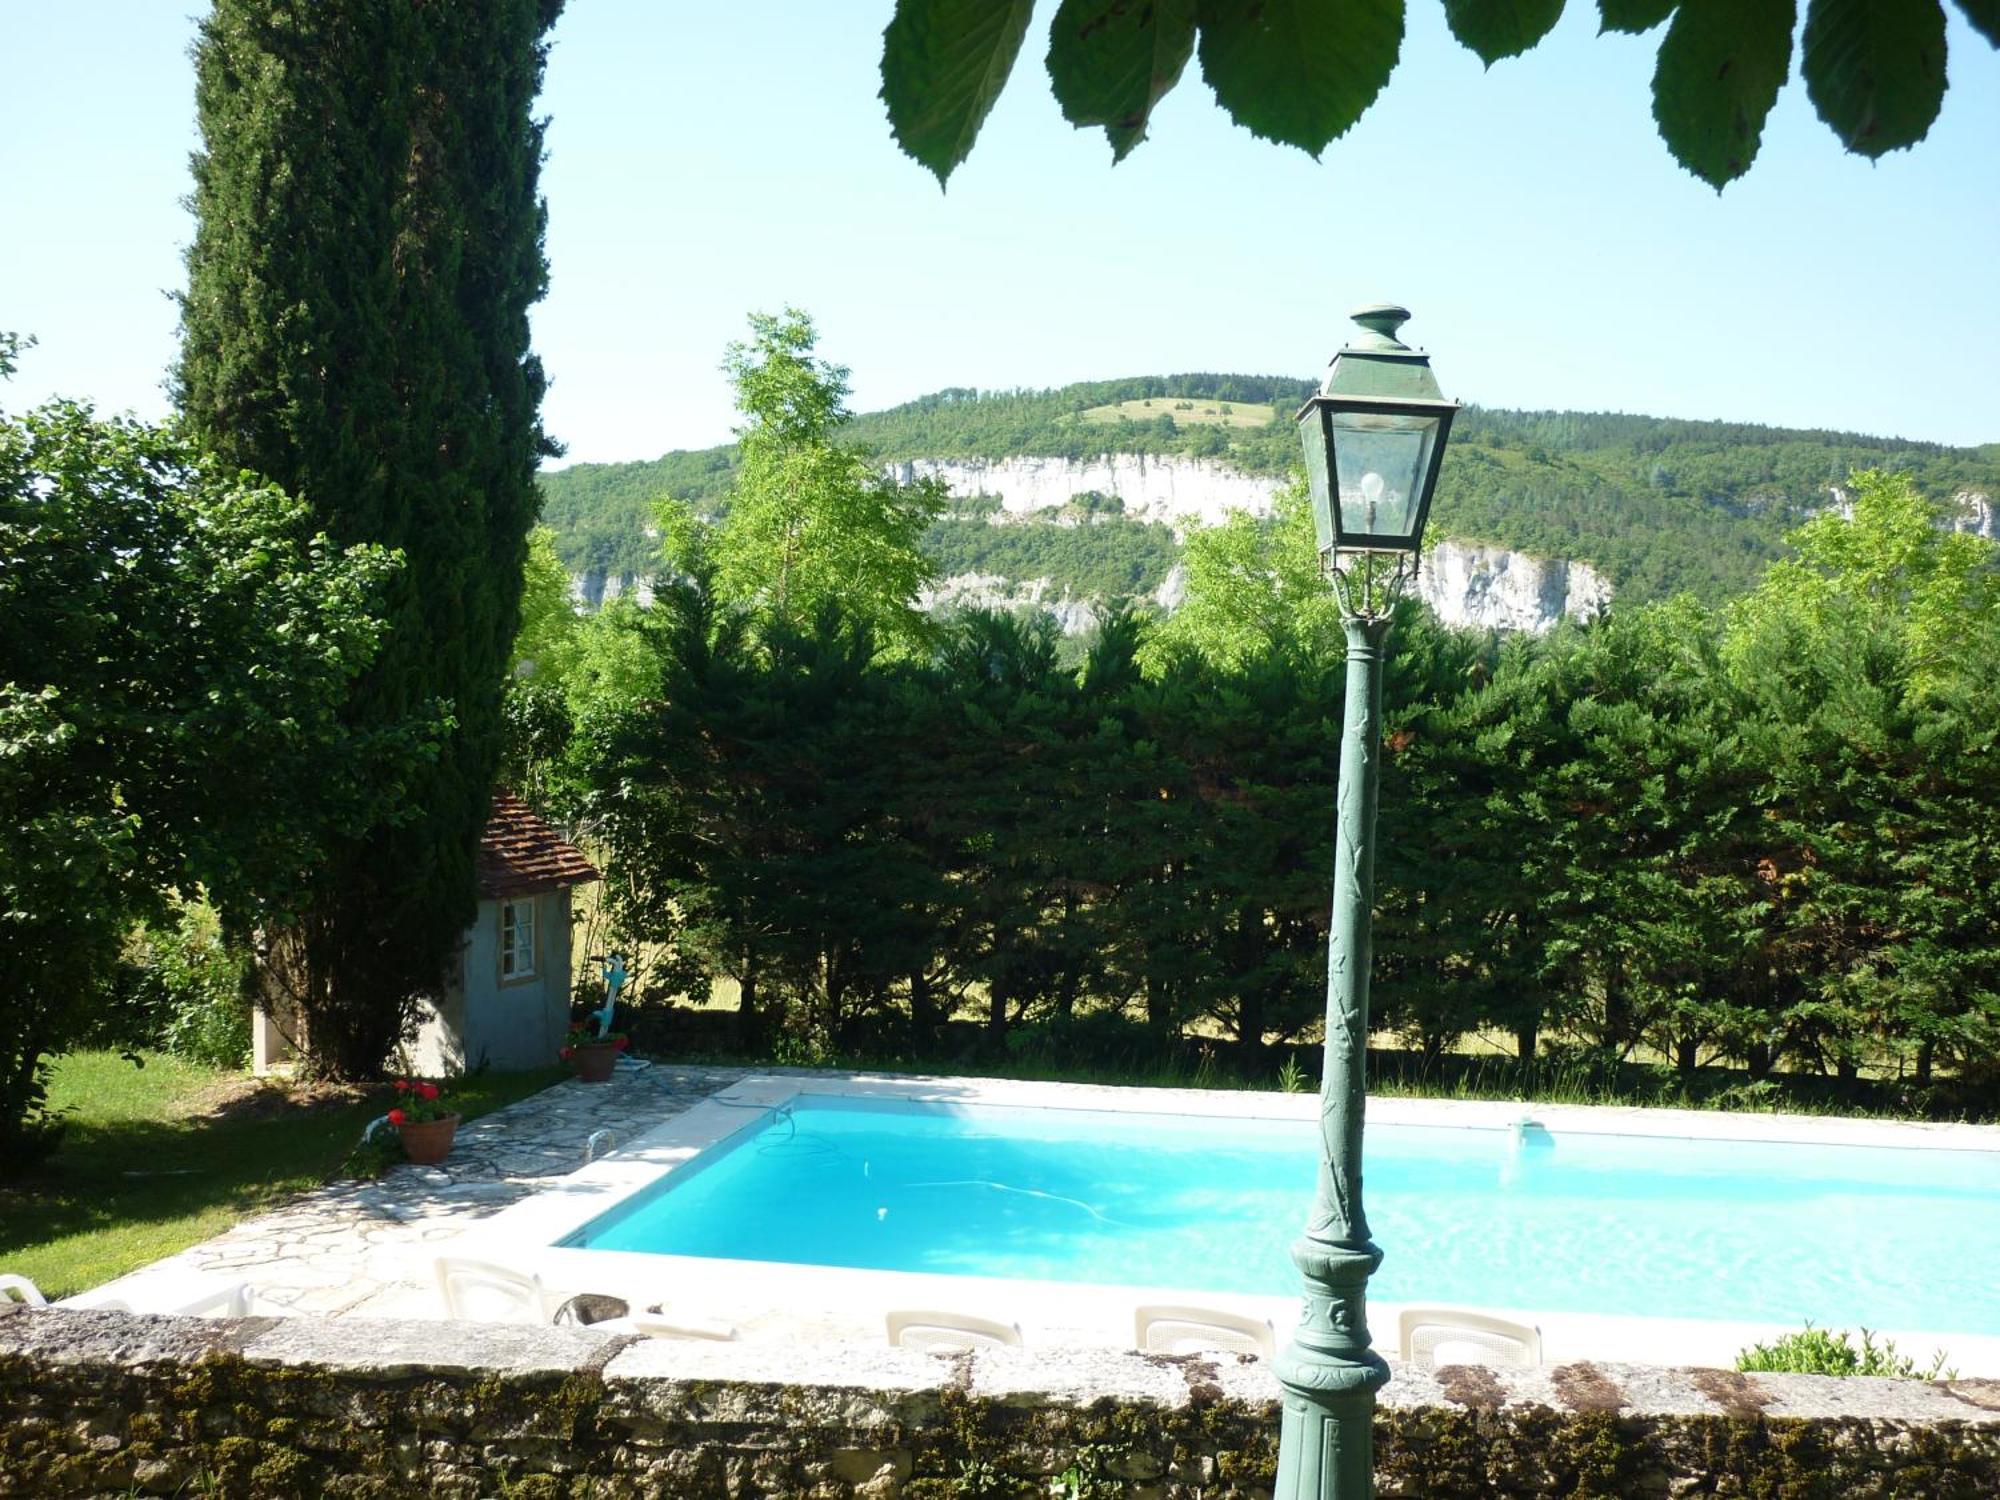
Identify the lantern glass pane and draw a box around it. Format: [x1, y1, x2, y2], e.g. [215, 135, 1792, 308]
[1297, 408, 1334, 553]
[1329, 411, 1440, 544]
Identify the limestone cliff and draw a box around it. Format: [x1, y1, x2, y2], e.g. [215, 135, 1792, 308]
[902, 453, 1610, 634]
[886, 454, 1284, 531]
[1953, 490, 1996, 540]
[566, 452, 1615, 635]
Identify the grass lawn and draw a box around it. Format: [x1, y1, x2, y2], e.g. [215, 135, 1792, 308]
[0, 1051, 564, 1300]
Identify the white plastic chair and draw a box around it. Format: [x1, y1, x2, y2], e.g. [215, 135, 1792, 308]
[1134, 1303, 1276, 1359]
[885, 1309, 1023, 1352]
[62, 1273, 244, 1317]
[160, 1280, 251, 1318]
[631, 1309, 739, 1342]
[0, 1274, 47, 1307]
[434, 1256, 552, 1324]
[1396, 1307, 1542, 1371]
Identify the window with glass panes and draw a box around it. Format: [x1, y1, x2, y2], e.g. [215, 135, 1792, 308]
[500, 898, 536, 979]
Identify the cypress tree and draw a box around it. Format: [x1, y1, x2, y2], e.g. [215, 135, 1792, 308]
[176, 0, 564, 1076]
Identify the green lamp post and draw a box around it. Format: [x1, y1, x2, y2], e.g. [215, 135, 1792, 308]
[1273, 304, 1458, 1500]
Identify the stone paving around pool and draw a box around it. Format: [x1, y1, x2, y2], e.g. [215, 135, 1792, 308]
[83, 1059, 746, 1320]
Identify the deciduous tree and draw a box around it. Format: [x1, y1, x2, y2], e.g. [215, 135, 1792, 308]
[0, 383, 422, 1164]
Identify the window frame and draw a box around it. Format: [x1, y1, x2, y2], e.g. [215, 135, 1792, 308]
[499, 896, 537, 983]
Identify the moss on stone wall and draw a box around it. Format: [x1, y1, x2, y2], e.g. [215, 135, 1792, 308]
[3, 1309, 1998, 1498]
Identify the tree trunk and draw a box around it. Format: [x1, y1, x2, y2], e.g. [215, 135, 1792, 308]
[1601, 957, 1633, 1051]
[1053, 895, 1080, 1022]
[1744, 1039, 1772, 1082]
[1234, 907, 1265, 1070]
[1238, 990, 1266, 1073]
[736, 973, 763, 1052]
[909, 970, 942, 1039]
[1674, 1034, 1699, 1075]
[1515, 1021, 1538, 1064]
[1915, 1040, 1935, 1086]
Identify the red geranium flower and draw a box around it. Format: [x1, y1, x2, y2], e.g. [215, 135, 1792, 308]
[394, 1080, 410, 1092]
[387, 1108, 407, 1126]
[417, 1082, 440, 1101]
[614, 1037, 630, 1051]
[560, 1046, 574, 1060]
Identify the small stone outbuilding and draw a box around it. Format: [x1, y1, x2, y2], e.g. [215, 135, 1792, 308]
[253, 791, 598, 1076]
[407, 790, 600, 1075]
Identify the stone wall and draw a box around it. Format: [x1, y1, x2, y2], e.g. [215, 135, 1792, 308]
[5, 1304, 1999, 1498]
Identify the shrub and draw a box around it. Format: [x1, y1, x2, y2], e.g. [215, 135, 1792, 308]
[1736, 1324, 1953, 1380]
[1004, 1008, 1166, 1076]
[62, 900, 251, 1068]
[114, 901, 254, 1070]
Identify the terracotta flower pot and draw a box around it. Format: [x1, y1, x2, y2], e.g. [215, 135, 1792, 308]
[397, 1113, 460, 1165]
[569, 1042, 620, 1084]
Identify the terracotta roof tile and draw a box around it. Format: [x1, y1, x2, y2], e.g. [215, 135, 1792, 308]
[476, 790, 600, 899]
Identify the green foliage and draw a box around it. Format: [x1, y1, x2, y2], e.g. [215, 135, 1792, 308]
[0, 389, 419, 1167]
[537, 381, 2000, 615]
[1728, 468, 1999, 693]
[924, 513, 1179, 604]
[142, 901, 254, 1071]
[1193, 0, 1404, 156]
[1046, 0, 1196, 162]
[882, 0, 1996, 185]
[693, 310, 947, 654]
[1600, 0, 1678, 33]
[1445, 0, 1567, 64]
[1961, 0, 2000, 46]
[1652, 0, 1797, 189]
[1801, 0, 1949, 156]
[1736, 1324, 1954, 1379]
[880, 0, 1036, 186]
[177, 0, 563, 1078]
[555, 466, 2000, 1112]
[1141, 482, 1342, 670]
[511, 526, 583, 686]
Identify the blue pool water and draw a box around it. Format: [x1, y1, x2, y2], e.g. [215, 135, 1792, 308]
[564, 1096, 2000, 1334]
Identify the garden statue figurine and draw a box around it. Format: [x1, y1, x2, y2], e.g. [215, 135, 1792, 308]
[591, 953, 625, 1039]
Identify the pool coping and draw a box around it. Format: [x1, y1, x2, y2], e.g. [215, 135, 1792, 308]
[437, 1071, 2000, 1374]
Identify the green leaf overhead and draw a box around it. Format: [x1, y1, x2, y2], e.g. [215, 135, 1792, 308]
[1801, 0, 1948, 156]
[1444, 0, 1568, 64]
[1195, 0, 1405, 154]
[1957, 0, 2000, 47]
[882, 0, 1977, 182]
[1652, 0, 1797, 189]
[881, 0, 1036, 185]
[1598, 0, 1677, 33]
[1046, 0, 1198, 162]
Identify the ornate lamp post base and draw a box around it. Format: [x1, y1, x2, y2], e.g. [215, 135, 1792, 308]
[1273, 1238, 1390, 1498]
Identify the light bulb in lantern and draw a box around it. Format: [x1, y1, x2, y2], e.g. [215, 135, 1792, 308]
[1360, 470, 1385, 531]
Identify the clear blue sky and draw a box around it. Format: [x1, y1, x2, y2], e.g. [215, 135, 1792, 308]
[4, 3, 1996, 464]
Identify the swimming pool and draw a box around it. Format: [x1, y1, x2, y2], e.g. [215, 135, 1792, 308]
[555, 1090, 2000, 1338]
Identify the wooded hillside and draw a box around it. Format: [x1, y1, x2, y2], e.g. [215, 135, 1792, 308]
[539, 379, 2000, 608]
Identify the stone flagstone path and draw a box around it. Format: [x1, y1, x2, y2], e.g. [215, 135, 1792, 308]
[88, 1060, 746, 1319]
